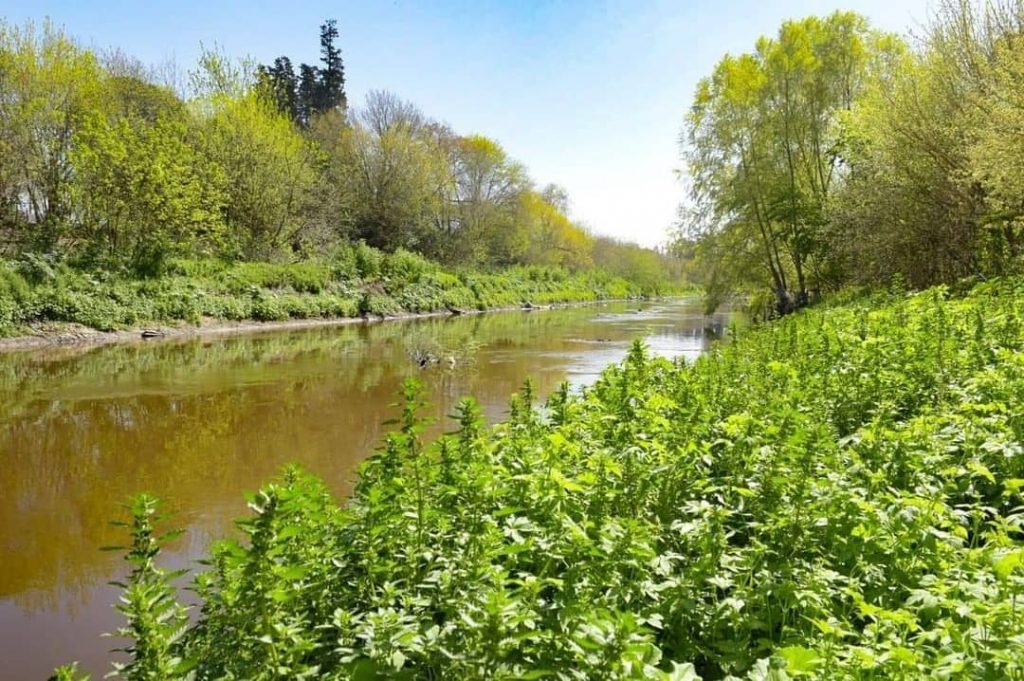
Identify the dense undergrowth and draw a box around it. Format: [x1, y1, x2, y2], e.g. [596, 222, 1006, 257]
[58, 277, 1024, 680]
[0, 244, 657, 337]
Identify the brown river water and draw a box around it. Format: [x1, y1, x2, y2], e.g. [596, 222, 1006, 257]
[0, 298, 728, 679]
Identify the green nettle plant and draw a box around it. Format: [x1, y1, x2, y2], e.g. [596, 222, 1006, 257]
[61, 277, 1024, 679]
[105, 496, 193, 680]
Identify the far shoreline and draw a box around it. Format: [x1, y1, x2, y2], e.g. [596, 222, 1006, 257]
[0, 297, 665, 355]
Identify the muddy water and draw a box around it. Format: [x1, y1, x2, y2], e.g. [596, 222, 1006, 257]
[0, 298, 728, 679]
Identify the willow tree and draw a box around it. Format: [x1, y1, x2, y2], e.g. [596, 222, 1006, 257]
[683, 12, 894, 313]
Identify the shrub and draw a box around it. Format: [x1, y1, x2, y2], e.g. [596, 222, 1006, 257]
[0, 252, 668, 334]
[329, 243, 360, 281]
[250, 295, 289, 322]
[354, 241, 383, 279]
[381, 248, 435, 287]
[39, 289, 128, 331]
[359, 291, 400, 316]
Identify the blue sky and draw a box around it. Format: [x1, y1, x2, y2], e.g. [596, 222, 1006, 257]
[6, 0, 932, 248]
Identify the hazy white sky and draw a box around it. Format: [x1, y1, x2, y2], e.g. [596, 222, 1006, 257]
[8, 0, 934, 247]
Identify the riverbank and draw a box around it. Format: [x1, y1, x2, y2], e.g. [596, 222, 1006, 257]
[0, 297, 641, 354]
[55, 275, 1024, 679]
[0, 246, 681, 352]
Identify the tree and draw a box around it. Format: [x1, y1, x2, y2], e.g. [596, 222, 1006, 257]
[520, 191, 593, 270]
[191, 48, 320, 260]
[333, 91, 447, 253]
[258, 56, 299, 122]
[0, 20, 106, 251]
[947, 0, 1024, 270]
[259, 19, 346, 127]
[205, 93, 319, 259]
[308, 109, 358, 244]
[827, 0, 1024, 287]
[297, 63, 319, 127]
[316, 20, 346, 114]
[70, 111, 225, 274]
[449, 135, 529, 264]
[827, 48, 980, 287]
[541, 183, 570, 214]
[682, 12, 893, 313]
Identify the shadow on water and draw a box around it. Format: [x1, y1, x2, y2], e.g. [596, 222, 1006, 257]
[0, 297, 732, 680]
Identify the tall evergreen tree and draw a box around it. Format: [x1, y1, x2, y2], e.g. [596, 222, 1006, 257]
[297, 63, 319, 127]
[316, 19, 347, 114]
[258, 19, 346, 127]
[258, 56, 298, 121]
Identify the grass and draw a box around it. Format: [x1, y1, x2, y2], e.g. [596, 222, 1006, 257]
[56, 276, 1024, 680]
[0, 244, 666, 337]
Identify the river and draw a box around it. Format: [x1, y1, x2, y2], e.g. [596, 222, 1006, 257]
[0, 298, 728, 679]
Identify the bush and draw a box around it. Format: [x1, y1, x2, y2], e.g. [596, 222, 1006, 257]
[0, 263, 31, 304]
[328, 243, 360, 281]
[204, 295, 252, 321]
[311, 294, 359, 318]
[381, 248, 435, 287]
[219, 262, 332, 294]
[39, 289, 128, 331]
[165, 258, 229, 278]
[0, 296, 19, 332]
[354, 242, 383, 279]
[14, 252, 61, 285]
[250, 295, 289, 322]
[359, 291, 400, 316]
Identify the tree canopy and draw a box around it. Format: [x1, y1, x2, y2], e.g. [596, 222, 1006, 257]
[0, 18, 679, 287]
[679, 1, 1024, 313]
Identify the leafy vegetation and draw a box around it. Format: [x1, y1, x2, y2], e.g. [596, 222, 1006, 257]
[0, 19, 682, 303]
[61, 276, 1024, 679]
[677, 2, 1024, 315]
[0, 245, 662, 336]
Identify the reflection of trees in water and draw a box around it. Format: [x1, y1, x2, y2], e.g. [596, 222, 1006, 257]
[0, 300, 712, 609]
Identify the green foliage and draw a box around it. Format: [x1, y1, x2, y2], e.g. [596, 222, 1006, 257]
[70, 112, 226, 276]
[354, 241, 384, 279]
[0, 19, 684, 298]
[0, 265, 30, 328]
[681, 12, 895, 313]
[219, 261, 333, 294]
[104, 495, 190, 680]
[380, 248, 434, 286]
[0, 19, 106, 249]
[682, 2, 1024, 305]
[0, 246, 664, 336]
[61, 275, 1024, 679]
[49, 663, 89, 681]
[197, 88, 320, 260]
[826, 16, 981, 288]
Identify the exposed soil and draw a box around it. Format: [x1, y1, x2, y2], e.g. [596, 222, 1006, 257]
[0, 300, 629, 354]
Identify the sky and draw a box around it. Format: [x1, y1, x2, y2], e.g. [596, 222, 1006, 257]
[6, 0, 934, 248]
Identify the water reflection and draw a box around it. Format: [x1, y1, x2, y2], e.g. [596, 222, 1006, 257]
[0, 298, 727, 679]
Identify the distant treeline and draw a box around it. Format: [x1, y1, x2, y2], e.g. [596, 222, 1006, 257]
[0, 20, 679, 290]
[677, 1, 1024, 315]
